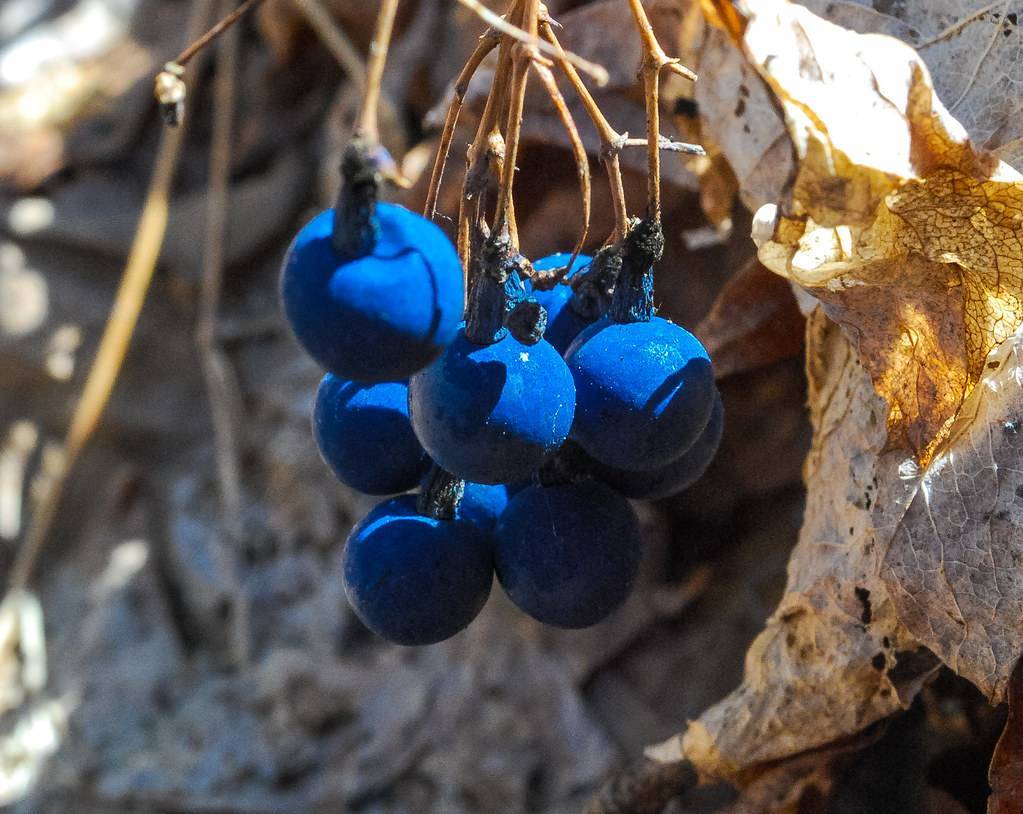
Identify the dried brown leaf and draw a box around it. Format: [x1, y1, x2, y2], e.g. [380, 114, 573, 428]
[656, 312, 938, 781]
[750, 2, 1023, 463]
[809, 0, 1023, 171]
[657, 0, 1023, 785]
[883, 326, 1023, 701]
[694, 257, 804, 379]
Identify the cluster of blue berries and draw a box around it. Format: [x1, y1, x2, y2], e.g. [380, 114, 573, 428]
[280, 147, 721, 646]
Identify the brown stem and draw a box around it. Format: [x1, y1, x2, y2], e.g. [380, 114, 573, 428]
[455, 0, 608, 85]
[493, 38, 534, 242]
[642, 63, 661, 218]
[10, 0, 216, 595]
[198, 0, 244, 534]
[197, 0, 251, 668]
[626, 0, 699, 221]
[493, 0, 541, 245]
[424, 32, 500, 221]
[173, 0, 264, 67]
[531, 58, 590, 268]
[457, 0, 522, 276]
[540, 21, 629, 241]
[356, 0, 401, 143]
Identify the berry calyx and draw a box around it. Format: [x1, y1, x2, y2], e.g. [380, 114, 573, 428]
[528, 253, 594, 354]
[280, 201, 463, 382]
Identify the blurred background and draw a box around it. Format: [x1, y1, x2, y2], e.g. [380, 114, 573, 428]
[1, 0, 999, 811]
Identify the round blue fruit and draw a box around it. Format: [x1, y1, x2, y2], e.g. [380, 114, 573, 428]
[342, 495, 493, 646]
[529, 253, 593, 354]
[457, 482, 510, 533]
[408, 328, 575, 484]
[313, 374, 429, 495]
[281, 202, 463, 382]
[494, 481, 642, 629]
[589, 391, 723, 500]
[565, 317, 715, 471]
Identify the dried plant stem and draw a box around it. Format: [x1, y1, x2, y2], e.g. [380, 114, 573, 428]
[493, 9, 539, 243]
[540, 21, 629, 241]
[454, 0, 608, 85]
[641, 60, 662, 218]
[621, 135, 704, 155]
[198, 0, 244, 533]
[8, 0, 215, 595]
[290, 0, 366, 83]
[457, 0, 521, 272]
[627, 0, 698, 220]
[357, 0, 401, 142]
[531, 59, 589, 265]
[173, 0, 263, 67]
[424, 32, 500, 220]
[197, 0, 251, 667]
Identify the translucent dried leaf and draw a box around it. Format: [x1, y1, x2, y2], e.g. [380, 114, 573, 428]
[657, 313, 939, 781]
[751, 2, 1023, 463]
[656, 0, 1023, 786]
[883, 325, 1023, 701]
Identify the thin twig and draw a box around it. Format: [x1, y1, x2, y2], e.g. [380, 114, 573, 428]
[457, 0, 521, 275]
[424, 32, 500, 220]
[356, 0, 401, 142]
[455, 0, 609, 86]
[8, 0, 215, 595]
[493, 18, 538, 243]
[540, 21, 629, 240]
[173, 0, 264, 67]
[198, 0, 244, 534]
[627, 0, 698, 220]
[531, 58, 590, 267]
[290, 0, 367, 83]
[621, 135, 705, 155]
[197, 0, 250, 667]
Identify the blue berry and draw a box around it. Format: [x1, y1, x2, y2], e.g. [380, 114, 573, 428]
[494, 481, 642, 628]
[342, 495, 493, 645]
[529, 253, 594, 354]
[281, 203, 463, 382]
[408, 328, 575, 484]
[456, 482, 510, 533]
[313, 374, 429, 495]
[588, 391, 723, 499]
[565, 317, 715, 471]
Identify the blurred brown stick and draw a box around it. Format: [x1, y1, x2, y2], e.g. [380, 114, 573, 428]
[7, 0, 215, 596]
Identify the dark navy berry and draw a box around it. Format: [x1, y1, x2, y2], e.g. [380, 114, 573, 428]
[456, 482, 510, 533]
[588, 391, 723, 500]
[528, 253, 594, 353]
[565, 317, 715, 471]
[408, 328, 575, 484]
[281, 202, 463, 382]
[313, 374, 429, 495]
[342, 495, 493, 645]
[494, 481, 642, 629]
